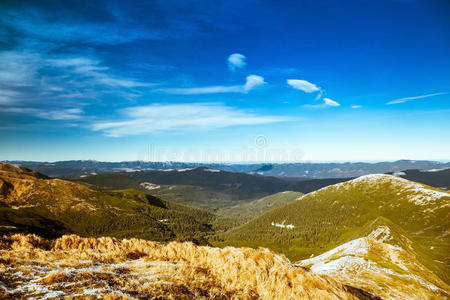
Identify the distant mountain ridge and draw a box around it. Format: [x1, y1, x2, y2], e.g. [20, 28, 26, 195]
[5, 159, 449, 178]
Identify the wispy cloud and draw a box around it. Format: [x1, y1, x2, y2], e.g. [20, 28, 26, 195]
[91, 103, 287, 137]
[386, 92, 447, 105]
[351, 105, 362, 109]
[2, 8, 198, 46]
[155, 75, 266, 95]
[323, 98, 340, 107]
[0, 107, 83, 120]
[287, 79, 320, 93]
[0, 52, 154, 108]
[46, 57, 154, 88]
[303, 97, 340, 109]
[228, 53, 246, 71]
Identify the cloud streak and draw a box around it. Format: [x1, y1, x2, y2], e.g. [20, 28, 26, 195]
[91, 103, 288, 137]
[0, 107, 84, 120]
[303, 97, 340, 109]
[386, 92, 447, 105]
[155, 75, 266, 95]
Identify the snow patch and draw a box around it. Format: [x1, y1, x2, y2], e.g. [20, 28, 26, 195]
[393, 171, 406, 176]
[423, 168, 448, 173]
[139, 182, 160, 190]
[367, 226, 393, 243]
[271, 220, 295, 229]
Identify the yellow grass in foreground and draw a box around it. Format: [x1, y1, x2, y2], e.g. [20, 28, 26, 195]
[0, 234, 377, 299]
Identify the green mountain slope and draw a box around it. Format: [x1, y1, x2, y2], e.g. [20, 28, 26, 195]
[217, 174, 450, 283]
[297, 219, 450, 299]
[219, 191, 303, 222]
[0, 163, 214, 243]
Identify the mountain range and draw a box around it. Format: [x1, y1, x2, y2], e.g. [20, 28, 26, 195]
[5, 159, 449, 178]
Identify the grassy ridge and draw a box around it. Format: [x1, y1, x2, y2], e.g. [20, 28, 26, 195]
[215, 175, 450, 282]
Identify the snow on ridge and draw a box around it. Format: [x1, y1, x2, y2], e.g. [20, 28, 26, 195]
[299, 234, 442, 294]
[204, 168, 221, 173]
[300, 238, 370, 267]
[305, 173, 449, 206]
[367, 226, 393, 243]
[301, 226, 394, 268]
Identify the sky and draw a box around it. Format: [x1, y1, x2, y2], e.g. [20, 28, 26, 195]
[0, 0, 449, 162]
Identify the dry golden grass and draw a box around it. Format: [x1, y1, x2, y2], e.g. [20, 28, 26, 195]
[0, 234, 376, 299]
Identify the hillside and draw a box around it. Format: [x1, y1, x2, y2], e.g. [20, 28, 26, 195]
[218, 174, 450, 283]
[0, 163, 214, 243]
[0, 233, 378, 299]
[219, 191, 303, 222]
[298, 220, 450, 299]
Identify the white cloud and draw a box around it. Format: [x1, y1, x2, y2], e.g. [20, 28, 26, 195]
[91, 103, 287, 137]
[228, 53, 246, 71]
[386, 92, 447, 105]
[287, 79, 320, 93]
[323, 98, 340, 107]
[244, 75, 266, 91]
[303, 98, 340, 109]
[155, 75, 266, 95]
[351, 105, 362, 109]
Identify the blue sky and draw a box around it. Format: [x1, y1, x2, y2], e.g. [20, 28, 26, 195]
[0, 0, 449, 162]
